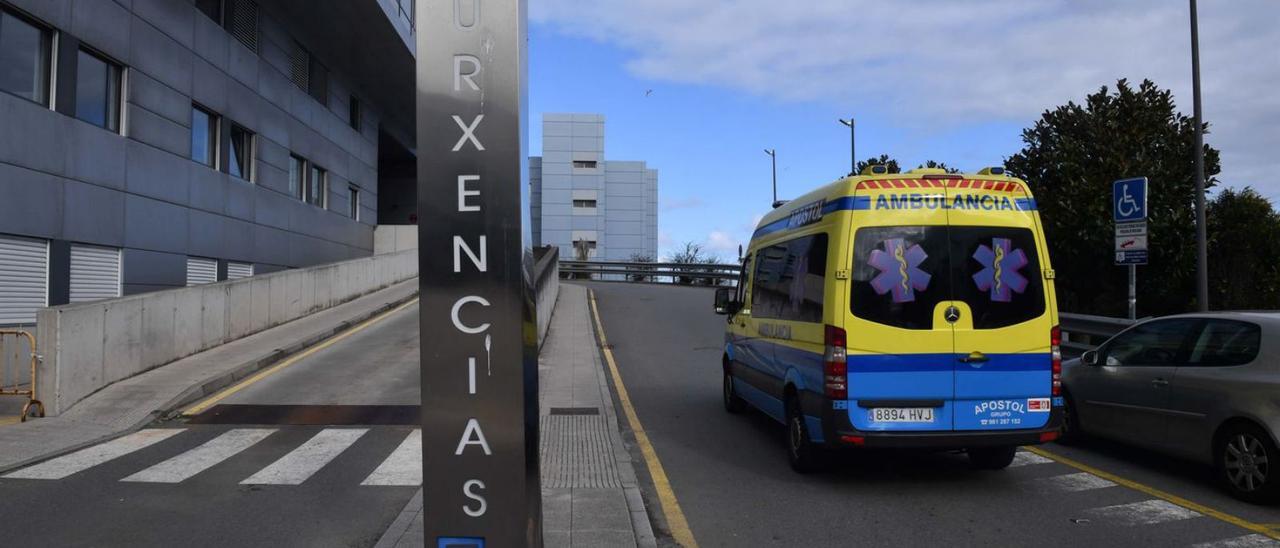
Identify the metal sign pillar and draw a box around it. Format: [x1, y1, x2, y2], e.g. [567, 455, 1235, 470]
[416, 0, 541, 546]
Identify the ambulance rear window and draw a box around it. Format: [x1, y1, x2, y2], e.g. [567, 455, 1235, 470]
[851, 226, 1045, 330]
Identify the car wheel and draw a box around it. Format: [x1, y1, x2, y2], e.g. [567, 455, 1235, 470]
[786, 395, 820, 473]
[723, 369, 746, 414]
[1058, 391, 1083, 444]
[969, 446, 1017, 470]
[1217, 423, 1279, 504]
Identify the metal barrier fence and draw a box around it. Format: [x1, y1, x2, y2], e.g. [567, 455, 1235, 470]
[1059, 312, 1139, 357]
[556, 261, 1136, 355]
[559, 260, 742, 286]
[0, 329, 45, 421]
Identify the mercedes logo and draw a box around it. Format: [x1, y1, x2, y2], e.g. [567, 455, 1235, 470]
[945, 306, 961, 323]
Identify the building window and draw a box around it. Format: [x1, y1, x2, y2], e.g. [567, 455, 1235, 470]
[226, 0, 258, 53]
[349, 185, 360, 220]
[195, 0, 223, 24]
[191, 104, 218, 167]
[74, 49, 123, 132]
[572, 199, 597, 209]
[227, 123, 253, 181]
[289, 154, 305, 199]
[0, 7, 51, 105]
[349, 95, 361, 131]
[306, 164, 327, 207]
[572, 160, 598, 169]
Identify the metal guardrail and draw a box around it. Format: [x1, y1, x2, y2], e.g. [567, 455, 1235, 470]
[560, 260, 742, 286]
[557, 260, 1136, 354]
[1, 329, 45, 421]
[1059, 312, 1139, 357]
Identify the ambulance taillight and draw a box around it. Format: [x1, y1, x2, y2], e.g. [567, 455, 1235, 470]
[1051, 325, 1062, 397]
[824, 325, 848, 399]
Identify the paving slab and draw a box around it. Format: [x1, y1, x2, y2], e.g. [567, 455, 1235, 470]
[376, 283, 655, 547]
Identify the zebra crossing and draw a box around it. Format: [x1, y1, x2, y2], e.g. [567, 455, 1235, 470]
[1005, 450, 1280, 548]
[2, 427, 422, 487]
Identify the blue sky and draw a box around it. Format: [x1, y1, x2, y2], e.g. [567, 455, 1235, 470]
[528, 1, 1279, 260]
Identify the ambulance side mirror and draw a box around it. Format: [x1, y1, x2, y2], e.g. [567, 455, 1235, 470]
[714, 288, 740, 315]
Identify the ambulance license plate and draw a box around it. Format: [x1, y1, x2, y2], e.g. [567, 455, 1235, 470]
[869, 407, 935, 423]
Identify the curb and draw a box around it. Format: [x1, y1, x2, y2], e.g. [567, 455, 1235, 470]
[0, 287, 420, 476]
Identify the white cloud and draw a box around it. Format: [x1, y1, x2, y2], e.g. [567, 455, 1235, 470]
[705, 230, 739, 257]
[532, 0, 1280, 195]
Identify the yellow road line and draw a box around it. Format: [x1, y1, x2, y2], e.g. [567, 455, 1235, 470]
[589, 289, 698, 548]
[1027, 446, 1280, 540]
[182, 298, 419, 416]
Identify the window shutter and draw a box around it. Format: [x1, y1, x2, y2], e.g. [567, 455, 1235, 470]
[186, 257, 218, 286]
[227, 0, 259, 53]
[69, 244, 121, 303]
[0, 235, 48, 326]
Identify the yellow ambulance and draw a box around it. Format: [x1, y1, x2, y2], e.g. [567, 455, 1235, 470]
[714, 166, 1063, 472]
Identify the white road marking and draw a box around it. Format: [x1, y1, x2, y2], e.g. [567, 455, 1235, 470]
[1029, 472, 1117, 493]
[361, 430, 422, 486]
[240, 428, 367, 485]
[1085, 499, 1202, 526]
[121, 429, 275, 483]
[1192, 535, 1280, 548]
[3, 429, 185, 480]
[1009, 451, 1054, 467]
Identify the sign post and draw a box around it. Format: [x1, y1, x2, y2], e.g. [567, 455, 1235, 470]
[1113, 177, 1149, 320]
[416, 1, 541, 546]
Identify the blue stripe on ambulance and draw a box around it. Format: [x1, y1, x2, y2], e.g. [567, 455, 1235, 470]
[846, 353, 1053, 432]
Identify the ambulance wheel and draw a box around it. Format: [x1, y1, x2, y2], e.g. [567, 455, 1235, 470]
[968, 445, 1017, 470]
[723, 369, 746, 414]
[786, 394, 820, 473]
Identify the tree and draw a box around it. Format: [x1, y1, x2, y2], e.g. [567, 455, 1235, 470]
[667, 242, 720, 285]
[854, 154, 901, 175]
[918, 160, 960, 174]
[1207, 188, 1280, 310]
[1005, 79, 1221, 316]
[626, 253, 656, 283]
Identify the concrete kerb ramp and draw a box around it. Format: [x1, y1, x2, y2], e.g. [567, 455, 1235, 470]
[35, 250, 418, 416]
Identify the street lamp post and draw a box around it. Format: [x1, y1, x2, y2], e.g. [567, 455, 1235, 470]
[1190, 0, 1209, 311]
[764, 148, 778, 207]
[839, 118, 855, 176]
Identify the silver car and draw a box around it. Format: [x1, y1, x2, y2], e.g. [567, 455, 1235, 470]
[1061, 312, 1280, 503]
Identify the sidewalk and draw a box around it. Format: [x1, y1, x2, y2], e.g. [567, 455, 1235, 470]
[0, 279, 419, 473]
[376, 283, 655, 547]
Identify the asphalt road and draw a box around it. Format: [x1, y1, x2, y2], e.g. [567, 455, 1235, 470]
[584, 282, 1280, 548]
[0, 303, 422, 548]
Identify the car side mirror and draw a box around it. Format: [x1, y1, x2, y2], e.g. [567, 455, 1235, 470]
[714, 288, 738, 315]
[1081, 349, 1099, 366]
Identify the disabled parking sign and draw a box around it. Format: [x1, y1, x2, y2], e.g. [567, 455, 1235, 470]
[1113, 177, 1148, 222]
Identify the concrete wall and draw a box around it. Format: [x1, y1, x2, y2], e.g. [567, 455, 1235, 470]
[35, 249, 416, 416]
[533, 248, 561, 347]
[373, 225, 419, 255]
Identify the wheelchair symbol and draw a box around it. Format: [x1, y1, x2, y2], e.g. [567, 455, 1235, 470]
[1117, 186, 1140, 217]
